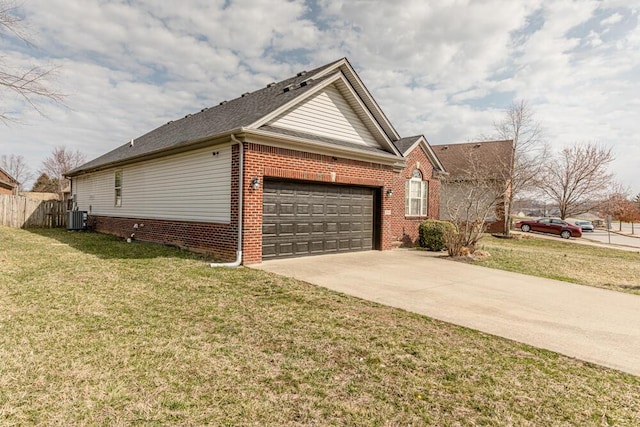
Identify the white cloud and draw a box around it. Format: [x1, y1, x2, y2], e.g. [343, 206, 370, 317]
[2, 0, 639, 195]
[601, 12, 623, 26]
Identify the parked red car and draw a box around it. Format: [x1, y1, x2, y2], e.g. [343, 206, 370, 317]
[514, 217, 582, 239]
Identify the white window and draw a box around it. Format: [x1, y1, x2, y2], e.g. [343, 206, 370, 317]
[114, 170, 122, 207]
[405, 169, 428, 216]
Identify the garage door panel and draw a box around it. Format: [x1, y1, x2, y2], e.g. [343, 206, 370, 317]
[262, 244, 276, 257]
[262, 223, 277, 235]
[263, 202, 277, 216]
[338, 222, 351, 232]
[263, 180, 375, 259]
[295, 242, 309, 252]
[295, 223, 311, 235]
[279, 203, 294, 215]
[279, 242, 293, 255]
[297, 203, 310, 215]
[279, 223, 294, 235]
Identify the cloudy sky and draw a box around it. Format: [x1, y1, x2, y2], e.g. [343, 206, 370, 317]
[2, 0, 639, 194]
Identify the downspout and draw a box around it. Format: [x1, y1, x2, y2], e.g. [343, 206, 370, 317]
[210, 134, 244, 267]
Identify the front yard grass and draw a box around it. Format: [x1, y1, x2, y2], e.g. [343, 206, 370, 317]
[1, 227, 639, 425]
[475, 234, 640, 295]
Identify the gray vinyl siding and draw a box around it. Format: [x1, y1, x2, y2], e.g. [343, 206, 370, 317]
[267, 84, 382, 148]
[72, 145, 232, 223]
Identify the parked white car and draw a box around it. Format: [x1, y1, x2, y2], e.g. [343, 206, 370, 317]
[574, 220, 595, 232]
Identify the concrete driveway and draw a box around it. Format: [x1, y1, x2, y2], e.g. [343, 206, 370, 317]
[254, 249, 640, 377]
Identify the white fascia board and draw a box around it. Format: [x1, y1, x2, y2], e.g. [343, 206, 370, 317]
[404, 136, 446, 173]
[420, 139, 446, 173]
[241, 128, 405, 169]
[66, 133, 238, 177]
[331, 78, 401, 156]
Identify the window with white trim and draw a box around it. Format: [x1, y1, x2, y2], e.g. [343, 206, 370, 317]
[114, 170, 122, 207]
[405, 169, 428, 216]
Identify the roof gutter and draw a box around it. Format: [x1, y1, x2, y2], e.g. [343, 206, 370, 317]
[210, 134, 243, 267]
[66, 128, 244, 177]
[244, 128, 405, 168]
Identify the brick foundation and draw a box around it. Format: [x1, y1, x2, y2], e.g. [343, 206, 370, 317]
[89, 215, 237, 261]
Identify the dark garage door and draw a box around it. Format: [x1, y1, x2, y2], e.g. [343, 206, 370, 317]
[262, 180, 375, 259]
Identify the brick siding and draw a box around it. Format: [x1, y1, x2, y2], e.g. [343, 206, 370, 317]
[391, 145, 441, 247]
[89, 141, 443, 264]
[241, 142, 403, 264]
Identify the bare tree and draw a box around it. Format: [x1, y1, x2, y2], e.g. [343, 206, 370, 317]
[442, 145, 504, 255]
[494, 100, 548, 236]
[540, 143, 614, 219]
[40, 146, 85, 198]
[0, 1, 64, 123]
[0, 153, 33, 191]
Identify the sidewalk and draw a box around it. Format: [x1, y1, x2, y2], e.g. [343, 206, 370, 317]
[609, 228, 640, 238]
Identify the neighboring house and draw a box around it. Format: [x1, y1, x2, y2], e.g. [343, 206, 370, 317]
[67, 58, 445, 264]
[435, 140, 513, 233]
[0, 168, 19, 195]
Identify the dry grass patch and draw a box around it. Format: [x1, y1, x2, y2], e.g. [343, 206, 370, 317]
[1, 227, 639, 425]
[475, 235, 640, 294]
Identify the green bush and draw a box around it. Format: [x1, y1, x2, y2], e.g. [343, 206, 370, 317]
[419, 220, 455, 251]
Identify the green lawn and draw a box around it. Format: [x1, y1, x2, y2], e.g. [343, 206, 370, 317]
[1, 227, 639, 425]
[475, 235, 640, 295]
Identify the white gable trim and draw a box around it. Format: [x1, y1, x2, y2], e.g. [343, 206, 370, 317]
[240, 128, 405, 170]
[250, 72, 401, 157]
[310, 58, 401, 142]
[267, 84, 382, 148]
[404, 136, 446, 173]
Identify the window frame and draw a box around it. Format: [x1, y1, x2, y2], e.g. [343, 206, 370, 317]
[405, 169, 429, 217]
[114, 170, 122, 207]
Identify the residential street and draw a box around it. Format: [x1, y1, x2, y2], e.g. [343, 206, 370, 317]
[583, 229, 640, 249]
[512, 228, 640, 252]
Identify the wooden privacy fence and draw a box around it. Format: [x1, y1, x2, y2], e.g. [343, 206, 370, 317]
[0, 195, 66, 228]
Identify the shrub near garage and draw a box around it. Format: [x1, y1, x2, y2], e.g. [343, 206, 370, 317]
[419, 219, 455, 251]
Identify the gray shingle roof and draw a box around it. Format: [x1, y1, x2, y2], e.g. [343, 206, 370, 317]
[392, 136, 422, 155]
[68, 59, 345, 175]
